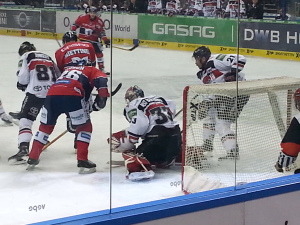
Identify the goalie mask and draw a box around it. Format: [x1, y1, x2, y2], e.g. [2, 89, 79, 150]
[193, 46, 211, 61]
[62, 31, 78, 44]
[125, 85, 144, 103]
[18, 41, 36, 56]
[294, 88, 300, 111]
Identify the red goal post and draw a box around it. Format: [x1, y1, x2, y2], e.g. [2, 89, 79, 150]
[182, 76, 300, 194]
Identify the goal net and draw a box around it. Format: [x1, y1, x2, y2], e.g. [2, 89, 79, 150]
[182, 76, 300, 194]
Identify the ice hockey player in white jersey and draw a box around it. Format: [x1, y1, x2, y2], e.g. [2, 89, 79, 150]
[108, 85, 182, 181]
[8, 42, 61, 164]
[191, 46, 249, 160]
[275, 88, 300, 173]
[0, 99, 13, 125]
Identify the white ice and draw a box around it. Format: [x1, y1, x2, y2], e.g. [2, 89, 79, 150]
[0, 35, 299, 225]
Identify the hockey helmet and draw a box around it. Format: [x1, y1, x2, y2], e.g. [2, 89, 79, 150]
[18, 41, 36, 56]
[125, 85, 144, 103]
[193, 46, 211, 60]
[62, 31, 78, 44]
[85, 6, 98, 14]
[294, 88, 300, 110]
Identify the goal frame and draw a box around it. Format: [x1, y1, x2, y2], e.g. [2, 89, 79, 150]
[181, 76, 300, 194]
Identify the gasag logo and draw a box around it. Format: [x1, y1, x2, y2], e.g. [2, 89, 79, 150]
[153, 23, 215, 38]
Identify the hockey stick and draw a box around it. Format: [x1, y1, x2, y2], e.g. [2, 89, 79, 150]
[92, 83, 122, 97]
[79, 38, 139, 51]
[267, 91, 286, 138]
[42, 130, 68, 151]
[52, 32, 61, 47]
[112, 44, 139, 51]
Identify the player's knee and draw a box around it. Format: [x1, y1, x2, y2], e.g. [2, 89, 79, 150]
[76, 121, 93, 133]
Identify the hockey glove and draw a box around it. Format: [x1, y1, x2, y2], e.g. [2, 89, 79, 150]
[17, 82, 27, 91]
[103, 38, 110, 48]
[108, 130, 135, 153]
[224, 72, 237, 82]
[66, 117, 76, 133]
[198, 100, 212, 120]
[92, 95, 107, 111]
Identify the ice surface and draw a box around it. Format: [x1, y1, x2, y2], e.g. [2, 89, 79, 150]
[0, 35, 299, 225]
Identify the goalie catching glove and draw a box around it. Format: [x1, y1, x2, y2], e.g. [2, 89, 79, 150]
[107, 129, 136, 153]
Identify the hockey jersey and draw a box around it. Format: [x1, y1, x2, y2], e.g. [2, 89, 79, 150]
[71, 14, 107, 42]
[124, 95, 178, 143]
[197, 53, 246, 84]
[55, 41, 96, 73]
[47, 66, 109, 101]
[18, 51, 60, 98]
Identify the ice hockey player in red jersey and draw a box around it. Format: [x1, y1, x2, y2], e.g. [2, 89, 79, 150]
[26, 64, 109, 174]
[8, 42, 61, 165]
[191, 46, 249, 161]
[108, 85, 182, 181]
[55, 31, 96, 73]
[275, 88, 300, 173]
[71, 6, 110, 74]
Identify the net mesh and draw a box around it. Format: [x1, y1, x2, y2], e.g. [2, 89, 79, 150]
[182, 77, 300, 193]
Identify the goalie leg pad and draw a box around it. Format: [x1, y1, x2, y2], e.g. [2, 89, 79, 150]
[122, 153, 155, 181]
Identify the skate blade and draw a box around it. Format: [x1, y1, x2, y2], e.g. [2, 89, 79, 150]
[26, 164, 36, 171]
[78, 167, 96, 174]
[8, 156, 28, 165]
[127, 171, 155, 181]
[0, 122, 13, 127]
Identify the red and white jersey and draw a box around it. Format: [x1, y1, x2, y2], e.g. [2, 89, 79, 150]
[281, 114, 300, 154]
[202, 0, 220, 17]
[55, 41, 96, 73]
[124, 95, 178, 143]
[47, 66, 109, 101]
[225, 0, 246, 18]
[18, 51, 60, 98]
[197, 53, 246, 84]
[71, 14, 107, 42]
[148, 0, 162, 13]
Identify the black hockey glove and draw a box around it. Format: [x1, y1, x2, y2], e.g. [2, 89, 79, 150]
[92, 95, 107, 111]
[104, 39, 110, 48]
[224, 72, 237, 82]
[66, 117, 77, 133]
[17, 82, 27, 91]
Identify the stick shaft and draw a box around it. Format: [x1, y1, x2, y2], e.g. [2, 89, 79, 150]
[42, 130, 68, 151]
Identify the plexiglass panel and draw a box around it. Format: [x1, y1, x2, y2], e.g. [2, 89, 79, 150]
[2, 0, 300, 223]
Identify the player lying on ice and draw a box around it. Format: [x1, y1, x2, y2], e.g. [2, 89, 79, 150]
[108, 85, 182, 181]
[275, 88, 300, 174]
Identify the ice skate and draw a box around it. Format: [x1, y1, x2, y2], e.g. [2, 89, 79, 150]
[8, 143, 29, 165]
[8, 111, 20, 120]
[0, 112, 13, 126]
[201, 139, 214, 152]
[100, 68, 110, 76]
[218, 149, 240, 161]
[26, 158, 40, 171]
[77, 160, 96, 174]
[274, 162, 283, 172]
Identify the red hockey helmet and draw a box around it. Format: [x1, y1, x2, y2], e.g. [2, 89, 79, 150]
[294, 88, 300, 110]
